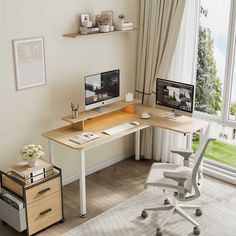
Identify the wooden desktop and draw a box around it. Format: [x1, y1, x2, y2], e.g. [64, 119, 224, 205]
[42, 99, 208, 217]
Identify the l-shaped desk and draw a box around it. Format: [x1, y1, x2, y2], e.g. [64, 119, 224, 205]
[42, 99, 208, 217]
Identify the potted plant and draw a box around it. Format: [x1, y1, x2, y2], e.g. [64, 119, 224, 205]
[96, 14, 112, 33]
[20, 144, 45, 167]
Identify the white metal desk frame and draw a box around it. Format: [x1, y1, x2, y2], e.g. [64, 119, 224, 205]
[48, 129, 142, 217]
[47, 127, 205, 218]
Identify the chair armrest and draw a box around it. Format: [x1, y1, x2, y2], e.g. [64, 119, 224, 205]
[171, 148, 193, 158]
[163, 171, 189, 184]
[171, 148, 193, 167]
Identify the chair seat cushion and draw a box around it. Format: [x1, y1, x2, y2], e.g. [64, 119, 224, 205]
[145, 163, 193, 192]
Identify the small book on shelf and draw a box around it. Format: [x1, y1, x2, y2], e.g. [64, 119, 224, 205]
[69, 132, 101, 144]
[9, 159, 53, 180]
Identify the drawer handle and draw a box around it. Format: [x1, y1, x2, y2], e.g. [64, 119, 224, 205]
[40, 208, 52, 216]
[38, 187, 51, 194]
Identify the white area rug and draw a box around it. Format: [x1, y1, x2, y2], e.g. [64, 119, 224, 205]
[63, 179, 236, 236]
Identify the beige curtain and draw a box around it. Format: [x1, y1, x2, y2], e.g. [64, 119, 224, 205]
[136, 0, 187, 159]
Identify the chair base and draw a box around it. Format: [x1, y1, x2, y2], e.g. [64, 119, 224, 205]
[141, 197, 202, 235]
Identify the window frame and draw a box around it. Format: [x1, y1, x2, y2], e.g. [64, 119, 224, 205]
[193, 0, 236, 129]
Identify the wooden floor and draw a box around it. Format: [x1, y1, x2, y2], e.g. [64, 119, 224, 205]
[1, 158, 234, 236]
[0, 157, 153, 236]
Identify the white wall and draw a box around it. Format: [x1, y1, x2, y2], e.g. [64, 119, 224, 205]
[0, 0, 140, 179]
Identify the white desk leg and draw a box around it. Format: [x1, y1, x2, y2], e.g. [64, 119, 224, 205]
[79, 149, 86, 217]
[186, 133, 192, 149]
[135, 130, 140, 160]
[48, 140, 55, 165]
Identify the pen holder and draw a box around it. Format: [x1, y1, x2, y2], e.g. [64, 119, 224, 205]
[72, 110, 78, 119]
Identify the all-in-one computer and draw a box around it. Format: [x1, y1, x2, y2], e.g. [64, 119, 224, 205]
[85, 69, 120, 112]
[156, 78, 194, 119]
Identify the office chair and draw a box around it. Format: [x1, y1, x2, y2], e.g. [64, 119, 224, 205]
[141, 123, 218, 235]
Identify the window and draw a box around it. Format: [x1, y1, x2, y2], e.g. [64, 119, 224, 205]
[195, 0, 230, 120]
[194, 0, 236, 171]
[193, 126, 236, 169]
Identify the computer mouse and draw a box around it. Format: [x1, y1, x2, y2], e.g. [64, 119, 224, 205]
[131, 121, 140, 125]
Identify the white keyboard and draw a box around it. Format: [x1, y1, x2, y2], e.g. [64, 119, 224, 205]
[103, 123, 135, 135]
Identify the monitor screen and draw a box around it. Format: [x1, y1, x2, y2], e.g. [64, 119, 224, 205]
[156, 78, 194, 114]
[85, 69, 120, 109]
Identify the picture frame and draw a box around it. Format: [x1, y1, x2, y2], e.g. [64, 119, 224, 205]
[80, 13, 90, 26]
[13, 37, 46, 90]
[102, 10, 113, 25]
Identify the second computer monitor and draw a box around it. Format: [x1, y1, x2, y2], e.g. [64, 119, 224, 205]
[156, 78, 194, 118]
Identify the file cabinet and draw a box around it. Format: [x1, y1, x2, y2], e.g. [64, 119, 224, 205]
[0, 166, 64, 235]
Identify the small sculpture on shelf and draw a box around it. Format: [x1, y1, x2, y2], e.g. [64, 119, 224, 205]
[96, 14, 112, 33]
[118, 14, 126, 24]
[20, 144, 45, 167]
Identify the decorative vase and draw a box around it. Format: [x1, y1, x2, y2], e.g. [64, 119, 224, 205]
[99, 25, 110, 33]
[27, 159, 38, 167]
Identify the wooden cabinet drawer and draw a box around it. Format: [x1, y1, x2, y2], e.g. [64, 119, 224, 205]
[25, 176, 60, 204]
[2, 175, 23, 197]
[27, 191, 62, 235]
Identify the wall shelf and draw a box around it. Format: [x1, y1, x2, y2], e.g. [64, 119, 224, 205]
[63, 28, 137, 38]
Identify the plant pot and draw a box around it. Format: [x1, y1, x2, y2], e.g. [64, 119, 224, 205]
[27, 159, 38, 167]
[99, 25, 110, 33]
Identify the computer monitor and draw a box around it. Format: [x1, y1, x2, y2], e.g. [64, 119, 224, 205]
[85, 69, 120, 112]
[156, 78, 194, 119]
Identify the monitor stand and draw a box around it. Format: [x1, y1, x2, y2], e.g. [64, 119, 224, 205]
[93, 107, 108, 113]
[167, 113, 182, 120]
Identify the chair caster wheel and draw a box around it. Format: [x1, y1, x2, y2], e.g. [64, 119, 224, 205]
[141, 210, 148, 219]
[156, 227, 164, 236]
[164, 198, 170, 205]
[193, 226, 201, 235]
[195, 208, 202, 216]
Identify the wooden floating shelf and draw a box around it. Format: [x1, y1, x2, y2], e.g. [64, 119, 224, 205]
[63, 28, 137, 38]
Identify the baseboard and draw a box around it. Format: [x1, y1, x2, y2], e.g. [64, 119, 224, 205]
[62, 151, 134, 186]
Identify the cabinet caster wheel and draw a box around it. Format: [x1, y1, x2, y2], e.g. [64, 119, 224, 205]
[164, 198, 170, 205]
[156, 227, 164, 236]
[60, 219, 65, 223]
[141, 210, 148, 219]
[195, 209, 202, 216]
[193, 226, 201, 235]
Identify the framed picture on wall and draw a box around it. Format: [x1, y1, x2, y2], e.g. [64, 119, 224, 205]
[101, 10, 113, 25]
[13, 37, 46, 90]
